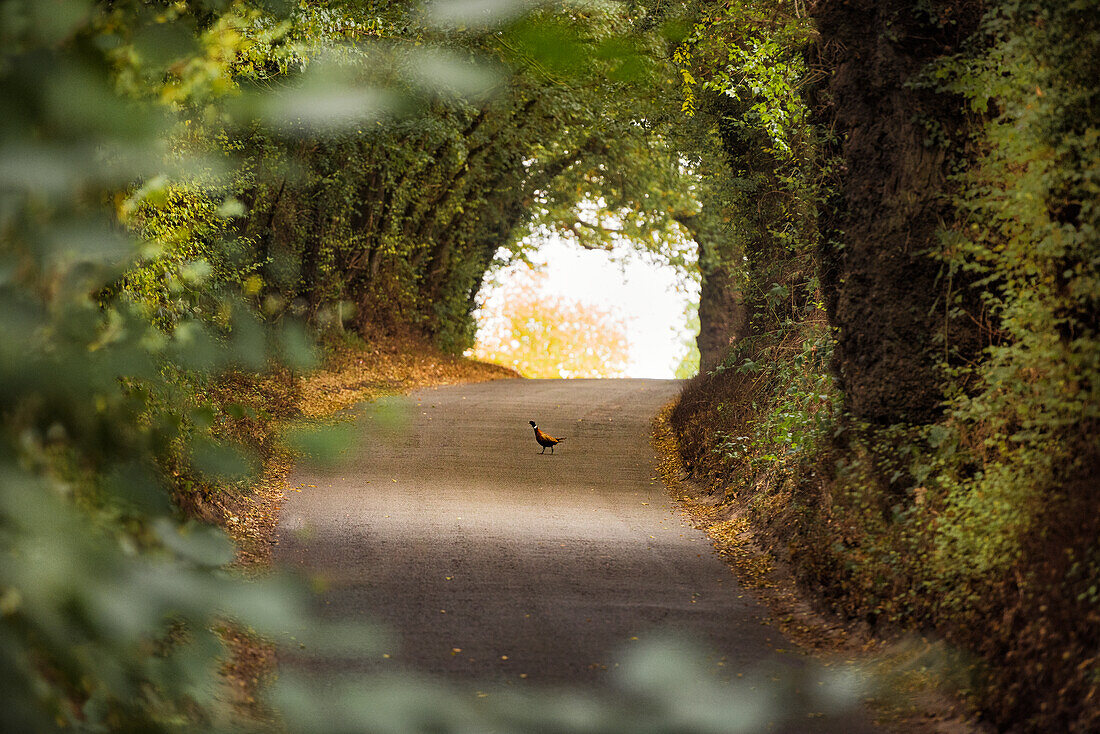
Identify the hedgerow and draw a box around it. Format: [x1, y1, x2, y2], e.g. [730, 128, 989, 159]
[670, 1, 1099, 730]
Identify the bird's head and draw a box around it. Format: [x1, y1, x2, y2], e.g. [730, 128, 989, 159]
[529, 421, 537, 427]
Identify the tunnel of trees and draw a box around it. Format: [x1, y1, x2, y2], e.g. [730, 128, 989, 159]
[1, 0, 1096, 731]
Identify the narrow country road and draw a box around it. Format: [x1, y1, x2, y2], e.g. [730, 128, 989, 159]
[275, 378, 876, 729]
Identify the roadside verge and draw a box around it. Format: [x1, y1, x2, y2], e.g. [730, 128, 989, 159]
[651, 401, 990, 734]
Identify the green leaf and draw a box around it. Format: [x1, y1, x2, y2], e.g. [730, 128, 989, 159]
[152, 518, 236, 567]
[283, 422, 358, 465]
[191, 437, 254, 481]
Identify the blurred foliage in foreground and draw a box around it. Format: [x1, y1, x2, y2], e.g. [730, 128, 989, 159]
[1, 0, 332, 728]
[0, 0, 870, 731]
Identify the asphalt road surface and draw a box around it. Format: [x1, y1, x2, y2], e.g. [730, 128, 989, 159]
[276, 378, 877, 730]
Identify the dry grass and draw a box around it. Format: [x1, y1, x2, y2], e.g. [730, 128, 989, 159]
[297, 336, 518, 420]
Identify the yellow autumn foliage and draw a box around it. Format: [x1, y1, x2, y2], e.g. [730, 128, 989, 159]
[472, 271, 629, 378]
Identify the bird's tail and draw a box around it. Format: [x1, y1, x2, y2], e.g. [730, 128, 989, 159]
[558, 437, 567, 441]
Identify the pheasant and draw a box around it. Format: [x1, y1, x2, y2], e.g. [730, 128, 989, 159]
[529, 421, 565, 454]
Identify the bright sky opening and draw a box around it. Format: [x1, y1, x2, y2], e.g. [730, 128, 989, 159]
[475, 235, 699, 379]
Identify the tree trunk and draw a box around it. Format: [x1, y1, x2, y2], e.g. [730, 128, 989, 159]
[812, 0, 980, 424]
